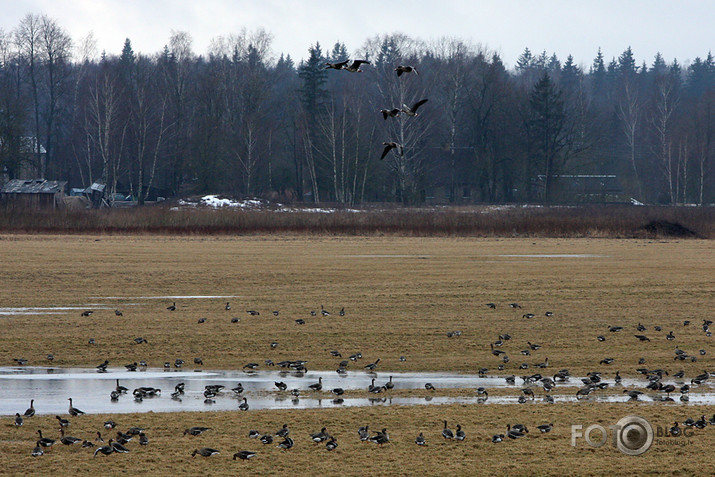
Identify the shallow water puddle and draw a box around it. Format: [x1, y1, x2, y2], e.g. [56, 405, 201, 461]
[0, 367, 710, 416]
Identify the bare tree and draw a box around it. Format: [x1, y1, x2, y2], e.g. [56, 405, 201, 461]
[650, 74, 679, 203]
[14, 14, 43, 175]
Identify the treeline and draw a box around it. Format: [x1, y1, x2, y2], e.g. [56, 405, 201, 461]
[0, 14, 713, 205]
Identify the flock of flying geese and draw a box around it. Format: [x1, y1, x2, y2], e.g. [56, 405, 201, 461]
[11, 298, 715, 460]
[324, 58, 428, 161]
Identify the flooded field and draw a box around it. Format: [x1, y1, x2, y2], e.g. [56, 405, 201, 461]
[0, 235, 712, 476]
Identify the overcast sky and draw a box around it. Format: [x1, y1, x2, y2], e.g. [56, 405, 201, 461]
[1, 0, 713, 69]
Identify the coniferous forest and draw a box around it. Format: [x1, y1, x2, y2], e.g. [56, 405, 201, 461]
[1, 14, 713, 206]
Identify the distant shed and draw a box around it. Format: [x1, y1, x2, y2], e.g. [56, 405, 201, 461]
[0, 179, 67, 209]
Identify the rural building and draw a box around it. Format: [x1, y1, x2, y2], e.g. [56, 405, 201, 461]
[531, 175, 626, 203]
[0, 178, 67, 209]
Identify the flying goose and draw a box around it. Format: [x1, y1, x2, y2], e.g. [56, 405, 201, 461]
[380, 142, 403, 160]
[344, 60, 369, 72]
[395, 65, 418, 76]
[325, 60, 348, 70]
[401, 99, 428, 116]
[380, 108, 401, 120]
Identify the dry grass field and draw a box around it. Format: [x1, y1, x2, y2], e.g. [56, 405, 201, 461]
[0, 234, 713, 475]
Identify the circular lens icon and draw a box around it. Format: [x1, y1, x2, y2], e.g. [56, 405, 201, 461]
[615, 415, 653, 456]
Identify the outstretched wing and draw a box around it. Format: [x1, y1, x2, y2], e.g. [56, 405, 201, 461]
[380, 143, 393, 160]
[351, 60, 369, 68]
[412, 98, 429, 112]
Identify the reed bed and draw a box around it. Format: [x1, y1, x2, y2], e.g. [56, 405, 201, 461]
[0, 204, 711, 238]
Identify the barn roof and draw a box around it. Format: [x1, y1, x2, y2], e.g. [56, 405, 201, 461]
[1, 179, 67, 194]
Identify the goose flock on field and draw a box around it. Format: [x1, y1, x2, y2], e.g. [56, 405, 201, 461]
[9, 297, 715, 461]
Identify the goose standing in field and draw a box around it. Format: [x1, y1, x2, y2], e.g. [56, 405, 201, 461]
[116, 380, 128, 394]
[358, 425, 369, 442]
[492, 434, 504, 443]
[455, 425, 466, 441]
[139, 433, 148, 445]
[260, 434, 273, 444]
[311, 427, 329, 443]
[442, 420, 454, 439]
[485, 303, 496, 309]
[24, 399, 35, 417]
[249, 429, 260, 439]
[364, 358, 380, 371]
[32, 441, 44, 457]
[369, 428, 390, 445]
[401, 99, 428, 117]
[225, 302, 231, 310]
[60, 429, 82, 445]
[277, 436, 294, 450]
[191, 447, 219, 457]
[93, 440, 114, 457]
[395, 65, 418, 76]
[537, 423, 553, 433]
[238, 397, 249, 411]
[37, 429, 55, 447]
[276, 424, 290, 437]
[184, 427, 212, 436]
[56, 415, 70, 427]
[309, 377, 323, 391]
[325, 436, 338, 451]
[68, 398, 84, 416]
[234, 450, 257, 460]
[15, 413, 23, 427]
[166, 302, 176, 311]
[380, 142, 403, 160]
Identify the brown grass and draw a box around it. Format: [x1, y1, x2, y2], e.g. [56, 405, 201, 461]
[0, 204, 712, 238]
[0, 235, 713, 475]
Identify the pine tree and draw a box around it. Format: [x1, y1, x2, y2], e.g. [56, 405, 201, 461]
[529, 72, 566, 202]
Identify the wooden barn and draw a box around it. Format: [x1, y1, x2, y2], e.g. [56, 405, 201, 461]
[0, 179, 67, 209]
